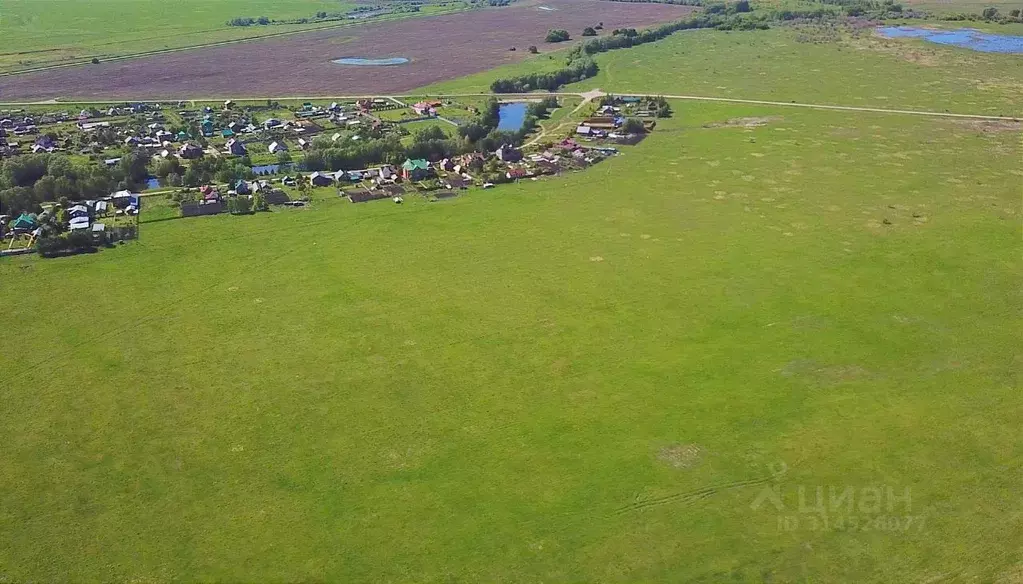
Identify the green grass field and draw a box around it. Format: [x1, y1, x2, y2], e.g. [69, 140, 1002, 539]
[0, 0, 460, 73]
[419, 24, 1023, 116]
[1, 98, 1020, 580]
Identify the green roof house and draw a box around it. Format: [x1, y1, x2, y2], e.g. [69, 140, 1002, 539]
[401, 158, 430, 180]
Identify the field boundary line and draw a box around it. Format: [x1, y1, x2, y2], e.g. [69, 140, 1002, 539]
[614, 91, 1022, 121]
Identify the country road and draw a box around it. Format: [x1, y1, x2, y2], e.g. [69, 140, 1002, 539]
[3, 90, 1018, 121]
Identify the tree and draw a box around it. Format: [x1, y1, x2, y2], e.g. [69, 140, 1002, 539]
[276, 150, 293, 164]
[413, 126, 446, 143]
[735, 0, 751, 12]
[982, 6, 999, 18]
[252, 191, 268, 212]
[1009, 8, 1020, 17]
[119, 150, 151, 186]
[528, 45, 539, 54]
[545, 29, 570, 42]
[622, 118, 646, 134]
[582, 27, 597, 36]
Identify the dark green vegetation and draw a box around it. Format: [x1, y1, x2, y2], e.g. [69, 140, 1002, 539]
[1, 101, 1019, 581]
[0, 152, 152, 216]
[546, 28, 573, 42]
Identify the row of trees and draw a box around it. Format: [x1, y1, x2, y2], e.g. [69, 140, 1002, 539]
[227, 16, 271, 26]
[490, 58, 598, 93]
[944, 6, 1023, 21]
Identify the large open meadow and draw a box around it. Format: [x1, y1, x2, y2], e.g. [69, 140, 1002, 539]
[420, 24, 1023, 116]
[1, 97, 1020, 580]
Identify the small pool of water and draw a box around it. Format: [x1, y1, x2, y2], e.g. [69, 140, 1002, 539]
[145, 177, 160, 190]
[877, 26, 1023, 53]
[333, 57, 410, 66]
[497, 102, 529, 131]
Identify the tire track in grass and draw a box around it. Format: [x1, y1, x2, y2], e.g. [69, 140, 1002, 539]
[613, 476, 772, 515]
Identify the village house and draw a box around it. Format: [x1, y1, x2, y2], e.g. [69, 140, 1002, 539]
[268, 141, 287, 154]
[200, 185, 221, 202]
[411, 100, 441, 116]
[179, 143, 204, 159]
[582, 115, 620, 130]
[458, 152, 487, 171]
[401, 158, 430, 181]
[225, 138, 247, 156]
[308, 171, 334, 187]
[495, 144, 523, 163]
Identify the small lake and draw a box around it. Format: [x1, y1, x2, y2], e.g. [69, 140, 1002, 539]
[877, 26, 1023, 53]
[145, 177, 160, 190]
[497, 102, 529, 131]
[333, 57, 410, 66]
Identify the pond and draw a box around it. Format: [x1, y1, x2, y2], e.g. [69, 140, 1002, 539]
[145, 177, 160, 190]
[497, 102, 529, 131]
[332, 57, 410, 66]
[877, 26, 1023, 53]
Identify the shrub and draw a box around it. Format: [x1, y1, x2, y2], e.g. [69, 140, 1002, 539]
[545, 29, 571, 42]
[36, 232, 97, 258]
[228, 196, 253, 215]
[582, 27, 597, 36]
[622, 118, 647, 134]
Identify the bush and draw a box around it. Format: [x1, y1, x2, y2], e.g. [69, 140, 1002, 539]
[582, 27, 597, 36]
[228, 196, 253, 215]
[91, 57, 100, 64]
[622, 118, 647, 134]
[528, 45, 539, 53]
[545, 29, 571, 42]
[36, 232, 97, 258]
